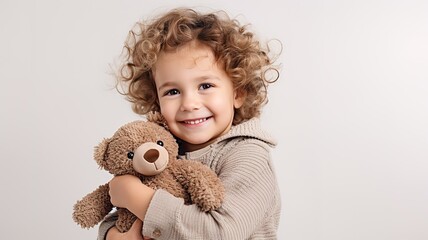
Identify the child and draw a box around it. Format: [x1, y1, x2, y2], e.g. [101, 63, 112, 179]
[99, 7, 281, 240]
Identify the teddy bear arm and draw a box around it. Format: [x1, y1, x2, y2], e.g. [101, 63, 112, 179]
[73, 183, 113, 228]
[115, 208, 138, 233]
[175, 160, 225, 212]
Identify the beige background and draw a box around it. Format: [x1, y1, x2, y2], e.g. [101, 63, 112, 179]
[1, 0, 427, 239]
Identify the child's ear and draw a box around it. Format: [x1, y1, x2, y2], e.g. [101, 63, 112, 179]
[233, 89, 246, 109]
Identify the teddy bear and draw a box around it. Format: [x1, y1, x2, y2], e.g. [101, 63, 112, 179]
[72, 120, 224, 232]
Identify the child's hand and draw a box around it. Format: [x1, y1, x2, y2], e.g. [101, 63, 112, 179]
[109, 175, 143, 209]
[109, 175, 155, 220]
[106, 219, 152, 240]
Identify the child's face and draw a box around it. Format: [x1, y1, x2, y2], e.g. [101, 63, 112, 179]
[153, 41, 244, 151]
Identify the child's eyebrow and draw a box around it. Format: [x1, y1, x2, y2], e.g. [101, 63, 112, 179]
[157, 81, 176, 92]
[196, 75, 221, 82]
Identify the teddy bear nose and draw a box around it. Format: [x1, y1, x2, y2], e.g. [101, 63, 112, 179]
[144, 149, 159, 163]
[133, 142, 169, 176]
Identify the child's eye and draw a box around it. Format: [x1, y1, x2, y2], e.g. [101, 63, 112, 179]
[199, 83, 212, 90]
[165, 89, 180, 96]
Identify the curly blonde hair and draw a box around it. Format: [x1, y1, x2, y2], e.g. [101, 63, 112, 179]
[117, 8, 279, 125]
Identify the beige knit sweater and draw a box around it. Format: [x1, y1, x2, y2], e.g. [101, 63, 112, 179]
[98, 118, 281, 239]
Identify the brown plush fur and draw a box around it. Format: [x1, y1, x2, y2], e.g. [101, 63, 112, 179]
[72, 121, 224, 232]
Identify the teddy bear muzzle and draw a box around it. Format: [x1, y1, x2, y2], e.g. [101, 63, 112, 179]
[132, 142, 169, 176]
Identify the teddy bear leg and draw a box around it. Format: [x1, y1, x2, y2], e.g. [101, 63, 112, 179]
[116, 208, 138, 233]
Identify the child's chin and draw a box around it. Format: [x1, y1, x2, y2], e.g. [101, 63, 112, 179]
[184, 137, 214, 148]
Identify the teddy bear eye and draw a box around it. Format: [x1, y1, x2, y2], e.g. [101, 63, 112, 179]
[156, 140, 164, 146]
[127, 151, 134, 160]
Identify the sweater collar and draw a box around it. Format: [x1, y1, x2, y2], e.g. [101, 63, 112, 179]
[216, 118, 277, 146]
[184, 118, 276, 160]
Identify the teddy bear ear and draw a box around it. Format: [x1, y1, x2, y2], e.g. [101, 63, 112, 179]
[146, 111, 168, 129]
[93, 138, 110, 169]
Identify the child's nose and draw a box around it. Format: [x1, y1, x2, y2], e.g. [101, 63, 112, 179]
[180, 93, 201, 111]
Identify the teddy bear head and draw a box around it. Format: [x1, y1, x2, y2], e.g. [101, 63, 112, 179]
[94, 120, 179, 177]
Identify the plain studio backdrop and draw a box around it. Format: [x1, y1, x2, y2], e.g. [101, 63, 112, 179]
[1, 0, 427, 239]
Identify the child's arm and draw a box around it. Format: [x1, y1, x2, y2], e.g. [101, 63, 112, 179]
[98, 205, 153, 240]
[142, 142, 279, 239]
[102, 176, 154, 240]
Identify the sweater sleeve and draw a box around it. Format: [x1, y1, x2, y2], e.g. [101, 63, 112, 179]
[142, 140, 279, 239]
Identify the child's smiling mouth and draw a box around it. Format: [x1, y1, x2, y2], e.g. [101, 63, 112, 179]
[181, 117, 210, 125]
